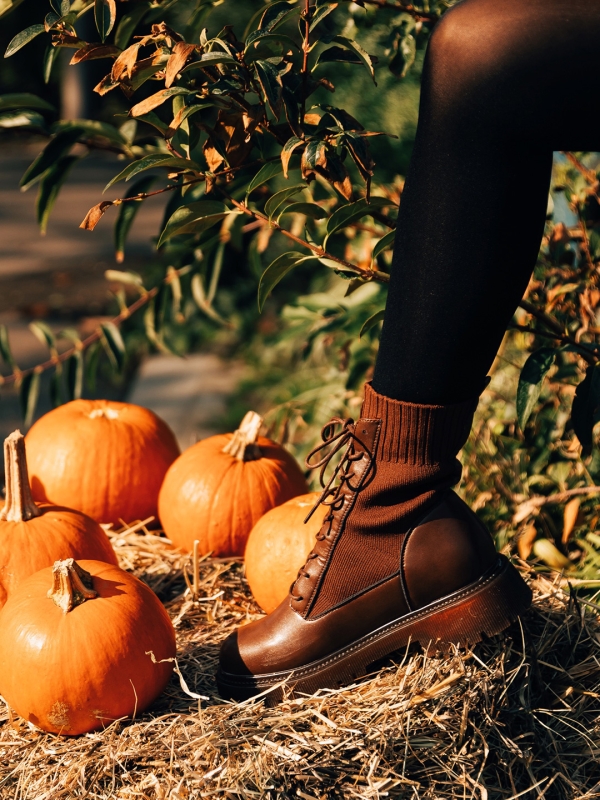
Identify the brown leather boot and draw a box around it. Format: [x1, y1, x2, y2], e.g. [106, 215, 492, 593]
[217, 383, 531, 703]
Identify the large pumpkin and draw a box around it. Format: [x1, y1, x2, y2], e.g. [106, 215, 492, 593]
[245, 492, 325, 613]
[0, 431, 117, 607]
[0, 558, 176, 735]
[158, 411, 308, 556]
[25, 399, 180, 525]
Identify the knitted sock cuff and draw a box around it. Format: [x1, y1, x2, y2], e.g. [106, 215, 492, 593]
[360, 382, 479, 464]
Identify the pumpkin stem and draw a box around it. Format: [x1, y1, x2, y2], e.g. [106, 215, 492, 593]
[222, 411, 263, 462]
[0, 430, 41, 523]
[48, 559, 98, 614]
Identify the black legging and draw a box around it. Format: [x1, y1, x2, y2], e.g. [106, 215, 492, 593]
[372, 0, 600, 405]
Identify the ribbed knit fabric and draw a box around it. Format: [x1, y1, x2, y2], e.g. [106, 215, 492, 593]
[308, 382, 479, 618]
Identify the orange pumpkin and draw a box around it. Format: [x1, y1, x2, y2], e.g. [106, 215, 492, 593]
[245, 492, 325, 613]
[0, 431, 117, 607]
[158, 412, 308, 556]
[25, 399, 180, 525]
[0, 558, 176, 735]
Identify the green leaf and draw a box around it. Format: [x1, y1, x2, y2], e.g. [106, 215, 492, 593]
[43, 43, 60, 84]
[105, 268, 145, 288]
[53, 119, 127, 147]
[144, 298, 179, 355]
[532, 539, 572, 571]
[100, 321, 125, 372]
[264, 184, 305, 220]
[571, 362, 600, 449]
[246, 160, 285, 199]
[254, 59, 283, 118]
[44, 11, 59, 28]
[20, 127, 83, 191]
[112, 176, 155, 263]
[166, 101, 217, 137]
[259, 1, 297, 31]
[281, 136, 303, 178]
[258, 251, 314, 311]
[0, 109, 46, 130]
[114, 1, 150, 49]
[389, 33, 416, 79]
[325, 197, 389, 242]
[104, 154, 202, 192]
[158, 200, 229, 245]
[181, 51, 237, 70]
[279, 201, 327, 220]
[49, 367, 63, 409]
[516, 347, 556, 430]
[310, 2, 337, 31]
[316, 36, 376, 82]
[245, 31, 298, 53]
[135, 111, 170, 136]
[0, 93, 55, 113]
[0, 324, 16, 370]
[84, 341, 101, 392]
[29, 320, 56, 351]
[191, 273, 229, 326]
[66, 351, 83, 401]
[4, 24, 45, 58]
[95, 0, 116, 41]
[372, 228, 396, 259]
[342, 130, 374, 180]
[359, 309, 385, 338]
[20, 372, 41, 428]
[36, 155, 78, 234]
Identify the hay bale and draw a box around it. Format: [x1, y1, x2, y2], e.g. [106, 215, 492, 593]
[0, 522, 598, 799]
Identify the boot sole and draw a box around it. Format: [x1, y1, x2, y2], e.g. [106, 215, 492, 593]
[216, 555, 532, 705]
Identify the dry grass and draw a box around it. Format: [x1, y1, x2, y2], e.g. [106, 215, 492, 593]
[0, 523, 599, 800]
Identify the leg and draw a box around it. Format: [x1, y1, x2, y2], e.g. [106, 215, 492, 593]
[373, 0, 600, 404]
[218, 0, 600, 701]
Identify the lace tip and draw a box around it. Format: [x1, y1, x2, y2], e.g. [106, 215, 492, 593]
[303, 505, 317, 524]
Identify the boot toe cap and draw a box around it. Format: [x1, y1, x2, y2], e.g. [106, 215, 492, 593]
[218, 630, 254, 677]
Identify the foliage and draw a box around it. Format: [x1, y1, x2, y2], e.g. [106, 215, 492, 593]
[3, 0, 600, 584]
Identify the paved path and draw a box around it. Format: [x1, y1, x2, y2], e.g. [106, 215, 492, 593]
[0, 144, 166, 314]
[128, 354, 245, 450]
[0, 144, 241, 448]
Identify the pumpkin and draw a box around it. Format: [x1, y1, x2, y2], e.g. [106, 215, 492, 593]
[158, 411, 308, 556]
[0, 431, 117, 607]
[25, 399, 180, 525]
[0, 558, 176, 735]
[245, 492, 325, 613]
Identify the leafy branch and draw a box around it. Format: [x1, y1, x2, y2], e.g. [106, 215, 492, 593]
[0, 266, 189, 388]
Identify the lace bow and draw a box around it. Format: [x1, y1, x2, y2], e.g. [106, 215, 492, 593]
[303, 417, 371, 524]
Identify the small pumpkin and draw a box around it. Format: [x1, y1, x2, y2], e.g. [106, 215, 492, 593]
[158, 411, 308, 556]
[0, 431, 117, 607]
[25, 399, 180, 525]
[245, 493, 325, 613]
[0, 558, 176, 735]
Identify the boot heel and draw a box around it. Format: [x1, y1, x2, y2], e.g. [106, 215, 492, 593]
[410, 555, 532, 649]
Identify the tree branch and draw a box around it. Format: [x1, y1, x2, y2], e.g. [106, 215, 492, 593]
[518, 298, 598, 364]
[221, 190, 390, 283]
[300, 0, 313, 128]
[0, 267, 187, 388]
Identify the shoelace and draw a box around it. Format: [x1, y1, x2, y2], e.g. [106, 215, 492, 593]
[289, 417, 371, 602]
